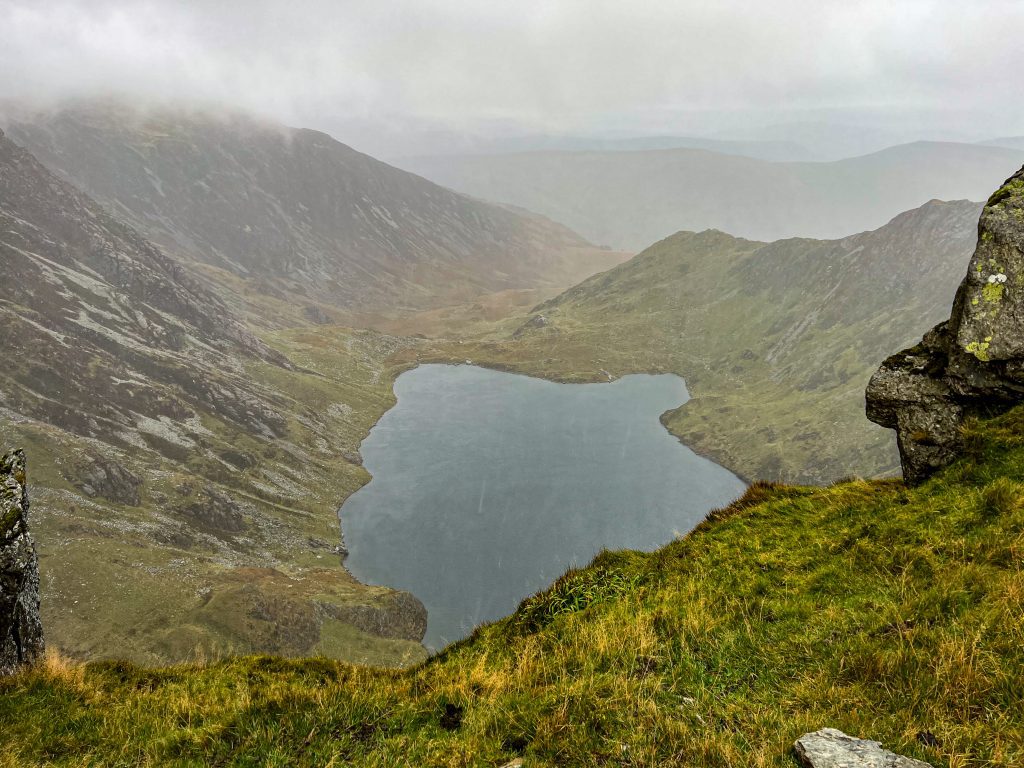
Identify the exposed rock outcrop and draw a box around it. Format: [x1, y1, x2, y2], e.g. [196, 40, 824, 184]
[318, 590, 428, 642]
[794, 728, 931, 767]
[69, 452, 142, 506]
[0, 450, 44, 674]
[175, 484, 249, 534]
[867, 166, 1024, 483]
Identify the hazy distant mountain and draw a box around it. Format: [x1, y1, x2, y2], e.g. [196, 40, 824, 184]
[398, 141, 1024, 250]
[711, 120, 964, 162]
[453, 198, 984, 484]
[980, 136, 1024, 151]
[0, 127, 430, 665]
[3, 103, 620, 312]
[387, 134, 812, 162]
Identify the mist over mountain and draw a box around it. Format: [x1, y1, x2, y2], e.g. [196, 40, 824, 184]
[383, 133, 813, 163]
[981, 136, 1024, 151]
[399, 141, 1024, 250]
[3, 103, 621, 313]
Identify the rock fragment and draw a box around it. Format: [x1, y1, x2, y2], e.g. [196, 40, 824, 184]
[794, 728, 931, 768]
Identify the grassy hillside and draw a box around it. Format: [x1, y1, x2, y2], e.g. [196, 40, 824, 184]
[414, 200, 982, 484]
[0, 110, 628, 667]
[3, 406, 1022, 766]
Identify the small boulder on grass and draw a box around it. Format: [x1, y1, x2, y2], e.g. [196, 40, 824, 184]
[794, 728, 931, 768]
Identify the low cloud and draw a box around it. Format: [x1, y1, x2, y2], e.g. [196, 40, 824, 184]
[2, 0, 1022, 150]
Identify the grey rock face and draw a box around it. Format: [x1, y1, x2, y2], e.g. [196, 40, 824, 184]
[318, 590, 428, 642]
[71, 453, 142, 506]
[867, 166, 1024, 483]
[0, 449, 44, 675]
[794, 728, 931, 768]
[176, 485, 249, 534]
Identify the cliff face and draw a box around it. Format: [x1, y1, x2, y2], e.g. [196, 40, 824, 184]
[0, 450, 44, 674]
[867, 166, 1024, 483]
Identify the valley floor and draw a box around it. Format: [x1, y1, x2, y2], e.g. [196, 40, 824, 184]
[4, 407, 1022, 766]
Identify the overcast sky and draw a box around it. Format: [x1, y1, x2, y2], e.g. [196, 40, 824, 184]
[2, 0, 1023, 155]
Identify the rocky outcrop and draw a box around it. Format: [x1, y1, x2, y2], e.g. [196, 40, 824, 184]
[867, 166, 1024, 483]
[176, 485, 249, 534]
[0, 450, 44, 674]
[69, 453, 142, 506]
[318, 590, 428, 642]
[794, 728, 931, 767]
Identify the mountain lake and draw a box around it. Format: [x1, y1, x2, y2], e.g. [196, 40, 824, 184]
[338, 364, 747, 650]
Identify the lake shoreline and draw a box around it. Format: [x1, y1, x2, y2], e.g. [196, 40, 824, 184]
[337, 363, 746, 649]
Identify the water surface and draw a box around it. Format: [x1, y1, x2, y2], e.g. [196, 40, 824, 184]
[339, 364, 745, 649]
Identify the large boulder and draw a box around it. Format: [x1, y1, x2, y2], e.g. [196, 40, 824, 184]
[867, 166, 1024, 483]
[0, 449, 44, 674]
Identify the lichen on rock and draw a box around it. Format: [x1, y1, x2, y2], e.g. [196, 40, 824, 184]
[1, 449, 45, 675]
[867, 165, 1024, 483]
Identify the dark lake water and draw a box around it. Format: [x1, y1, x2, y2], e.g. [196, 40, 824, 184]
[338, 364, 746, 650]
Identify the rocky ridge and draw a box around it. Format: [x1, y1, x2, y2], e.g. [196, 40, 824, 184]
[0, 450, 44, 675]
[867, 166, 1024, 482]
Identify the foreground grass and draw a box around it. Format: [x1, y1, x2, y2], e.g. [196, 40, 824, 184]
[3, 409, 1024, 767]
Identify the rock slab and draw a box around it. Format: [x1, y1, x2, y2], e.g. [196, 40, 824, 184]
[867, 166, 1024, 483]
[0, 449, 44, 674]
[794, 728, 931, 768]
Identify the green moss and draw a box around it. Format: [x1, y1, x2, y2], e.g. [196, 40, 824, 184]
[986, 178, 1024, 208]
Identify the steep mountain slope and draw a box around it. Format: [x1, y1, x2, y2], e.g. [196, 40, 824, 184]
[0, 128, 428, 665]
[3, 103, 624, 312]
[4, 406, 1023, 765]
[427, 199, 984, 483]
[398, 141, 1024, 250]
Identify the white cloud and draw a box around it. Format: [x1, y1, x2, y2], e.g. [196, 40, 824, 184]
[1, 0, 1022, 147]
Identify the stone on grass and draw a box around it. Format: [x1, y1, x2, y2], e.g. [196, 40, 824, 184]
[794, 728, 931, 768]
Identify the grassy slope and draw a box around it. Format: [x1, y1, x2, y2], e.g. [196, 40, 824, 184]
[3, 407, 1022, 767]
[3, 322, 429, 668]
[0, 214, 624, 669]
[412, 203, 980, 485]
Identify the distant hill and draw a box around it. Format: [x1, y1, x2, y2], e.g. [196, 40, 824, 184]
[397, 141, 1024, 250]
[3, 103, 622, 312]
[387, 133, 812, 162]
[980, 136, 1024, 151]
[445, 198, 984, 483]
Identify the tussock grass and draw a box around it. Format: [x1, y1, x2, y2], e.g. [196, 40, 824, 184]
[4, 409, 1024, 766]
